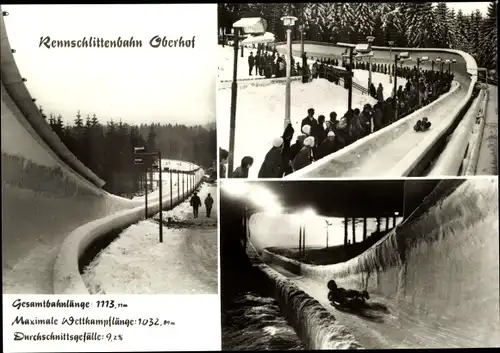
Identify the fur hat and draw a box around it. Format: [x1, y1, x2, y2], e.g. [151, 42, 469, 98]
[327, 131, 335, 137]
[304, 136, 315, 147]
[272, 137, 284, 148]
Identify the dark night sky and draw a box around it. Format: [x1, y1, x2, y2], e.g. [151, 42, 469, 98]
[225, 179, 443, 218]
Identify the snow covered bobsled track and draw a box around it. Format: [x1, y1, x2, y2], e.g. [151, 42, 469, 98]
[253, 179, 499, 348]
[0, 10, 205, 294]
[274, 41, 478, 178]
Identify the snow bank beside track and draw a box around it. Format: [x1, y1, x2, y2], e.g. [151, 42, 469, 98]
[261, 178, 500, 347]
[259, 265, 362, 350]
[248, 243, 361, 350]
[53, 170, 204, 294]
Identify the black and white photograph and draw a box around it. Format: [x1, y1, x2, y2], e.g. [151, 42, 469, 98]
[1, 5, 218, 295]
[217, 2, 497, 179]
[220, 177, 499, 349]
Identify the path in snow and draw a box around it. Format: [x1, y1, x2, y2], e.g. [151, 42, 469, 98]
[81, 182, 218, 294]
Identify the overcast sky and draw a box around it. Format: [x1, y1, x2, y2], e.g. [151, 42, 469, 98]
[444, 2, 491, 15]
[3, 4, 216, 126]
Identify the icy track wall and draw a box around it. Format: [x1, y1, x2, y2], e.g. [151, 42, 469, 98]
[53, 168, 205, 294]
[246, 243, 362, 350]
[0, 10, 105, 188]
[1, 9, 204, 294]
[276, 41, 478, 178]
[261, 178, 500, 347]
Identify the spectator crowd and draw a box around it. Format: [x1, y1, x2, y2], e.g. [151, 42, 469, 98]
[221, 43, 455, 179]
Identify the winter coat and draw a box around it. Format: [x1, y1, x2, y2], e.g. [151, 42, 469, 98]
[288, 141, 303, 163]
[315, 138, 339, 160]
[301, 116, 318, 130]
[258, 147, 283, 178]
[358, 112, 372, 137]
[376, 86, 384, 102]
[231, 166, 249, 178]
[204, 196, 214, 208]
[219, 163, 226, 178]
[311, 123, 326, 146]
[190, 195, 201, 208]
[373, 108, 384, 131]
[292, 146, 313, 171]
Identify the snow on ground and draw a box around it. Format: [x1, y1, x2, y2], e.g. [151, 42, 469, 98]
[218, 44, 404, 99]
[352, 70, 407, 99]
[218, 45, 315, 82]
[81, 182, 218, 294]
[218, 78, 376, 178]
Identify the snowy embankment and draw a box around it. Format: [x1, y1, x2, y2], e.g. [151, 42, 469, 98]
[52, 169, 205, 294]
[246, 243, 361, 350]
[259, 178, 500, 347]
[218, 78, 376, 178]
[81, 182, 217, 294]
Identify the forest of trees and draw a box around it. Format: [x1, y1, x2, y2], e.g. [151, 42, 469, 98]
[219, 2, 497, 71]
[40, 107, 216, 196]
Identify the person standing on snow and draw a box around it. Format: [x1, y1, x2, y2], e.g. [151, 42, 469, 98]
[190, 192, 202, 218]
[376, 83, 384, 103]
[292, 136, 315, 171]
[258, 137, 284, 178]
[316, 131, 339, 160]
[248, 52, 255, 76]
[231, 156, 254, 178]
[204, 193, 214, 218]
[301, 108, 318, 130]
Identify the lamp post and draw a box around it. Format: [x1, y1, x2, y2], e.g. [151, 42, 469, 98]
[228, 17, 269, 175]
[325, 220, 332, 248]
[301, 24, 307, 84]
[446, 59, 456, 74]
[281, 15, 298, 129]
[355, 45, 374, 93]
[228, 27, 240, 176]
[298, 222, 303, 256]
[393, 52, 411, 121]
[416, 56, 429, 105]
[366, 36, 375, 89]
[388, 41, 394, 83]
[133, 147, 163, 243]
[169, 168, 173, 207]
[342, 48, 355, 113]
[434, 57, 442, 74]
[393, 211, 399, 228]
